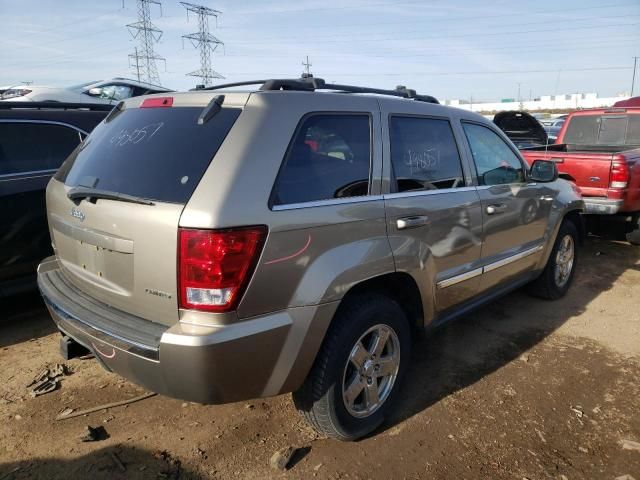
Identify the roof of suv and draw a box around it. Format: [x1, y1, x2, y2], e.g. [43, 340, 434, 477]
[195, 77, 439, 103]
[122, 76, 445, 110]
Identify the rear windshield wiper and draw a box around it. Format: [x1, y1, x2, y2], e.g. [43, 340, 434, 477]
[67, 186, 155, 206]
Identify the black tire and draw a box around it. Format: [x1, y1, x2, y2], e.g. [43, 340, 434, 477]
[625, 214, 640, 246]
[527, 219, 579, 300]
[292, 293, 411, 441]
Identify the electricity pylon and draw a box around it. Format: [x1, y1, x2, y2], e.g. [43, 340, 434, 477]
[181, 2, 224, 87]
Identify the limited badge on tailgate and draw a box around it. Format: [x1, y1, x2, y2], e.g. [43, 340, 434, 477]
[145, 288, 172, 300]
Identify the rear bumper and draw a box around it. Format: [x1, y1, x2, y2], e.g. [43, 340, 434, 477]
[583, 198, 624, 215]
[37, 256, 336, 404]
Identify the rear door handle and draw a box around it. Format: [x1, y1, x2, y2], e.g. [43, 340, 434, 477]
[396, 215, 429, 230]
[486, 204, 508, 215]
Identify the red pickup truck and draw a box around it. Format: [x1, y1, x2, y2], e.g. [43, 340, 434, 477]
[514, 108, 640, 244]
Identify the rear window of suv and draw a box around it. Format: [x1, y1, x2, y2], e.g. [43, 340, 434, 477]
[55, 106, 241, 204]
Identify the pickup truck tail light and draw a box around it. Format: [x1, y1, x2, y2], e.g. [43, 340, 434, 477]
[610, 160, 629, 189]
[178, 227, 266, 312]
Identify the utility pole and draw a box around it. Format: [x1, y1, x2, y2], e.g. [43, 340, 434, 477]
[181, 2, 224, 87]
[302, 56, 312, 78]
[632, 56, 638, 96]
[517, 82, 524, 110]
[132, 47, 141, 82]
[126, 0, 165, 85]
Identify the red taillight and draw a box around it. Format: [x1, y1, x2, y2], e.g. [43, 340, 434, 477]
[140, 97, 173, 108]
[610, 160, 629, 189]
[178, 227, 266, 312]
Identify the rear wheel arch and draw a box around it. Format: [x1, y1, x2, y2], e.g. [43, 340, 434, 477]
[293, 287, 413, 439]
[339, 272, 424, 331]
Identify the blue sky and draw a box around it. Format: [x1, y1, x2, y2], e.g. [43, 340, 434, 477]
[1, 0, 639, 101]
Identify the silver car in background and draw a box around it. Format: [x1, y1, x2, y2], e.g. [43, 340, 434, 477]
[0, 78, 172, 104]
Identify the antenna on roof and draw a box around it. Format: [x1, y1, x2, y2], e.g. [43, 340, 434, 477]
[302, 56, 313, 78]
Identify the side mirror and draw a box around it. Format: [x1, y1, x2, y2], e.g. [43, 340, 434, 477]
[87, 87, 103, 97]
[529, 160, 558, 183]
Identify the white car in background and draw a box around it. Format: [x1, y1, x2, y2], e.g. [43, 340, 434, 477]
[0, 78, 172, 104]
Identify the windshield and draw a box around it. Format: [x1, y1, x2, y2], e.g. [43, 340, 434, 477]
[67, 80, 101, 91]
[55, 105, 241, 203]
[563, 114, 640, 147]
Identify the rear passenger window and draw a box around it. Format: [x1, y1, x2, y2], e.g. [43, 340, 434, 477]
[462, 122, 525, 185]
[272, 114, 371, 206]
[0, 122, 81, 175]
[389, 116, 464, 192]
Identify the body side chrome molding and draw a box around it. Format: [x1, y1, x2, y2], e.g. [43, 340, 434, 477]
[436, 267, 483, 289]
[482, 244, 544, 273]
[437, 244, 544, 289]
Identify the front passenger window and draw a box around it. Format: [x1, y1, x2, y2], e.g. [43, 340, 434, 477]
[462, 122, 525, 186]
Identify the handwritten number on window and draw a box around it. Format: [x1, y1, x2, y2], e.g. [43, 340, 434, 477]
[110, 122, 164, 147]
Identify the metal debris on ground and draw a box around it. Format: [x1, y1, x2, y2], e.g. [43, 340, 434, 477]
[0, 466, 21, 480]
[270, 446, 296, 471]
[27, 363, 69, 397]
[79, 425, 108, 442]
[570, 405, 585, 418]
[56, 392, 157, 420]
[109, 451, 126, 472]
[58, 407, 74, 417]
[153, 450, 182, 479]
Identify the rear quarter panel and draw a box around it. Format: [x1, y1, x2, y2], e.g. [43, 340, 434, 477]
[180, 92, 394, 322]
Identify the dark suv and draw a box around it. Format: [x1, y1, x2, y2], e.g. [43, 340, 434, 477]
[0, 102, 111, 296]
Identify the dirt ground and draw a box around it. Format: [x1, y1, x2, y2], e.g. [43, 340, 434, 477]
[1, 235, 639, 480]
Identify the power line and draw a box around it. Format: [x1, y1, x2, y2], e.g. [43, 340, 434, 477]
[180, 2, 224, 87]
[220, 1, 640, 28]
[228, 21, 640, 47]
[227, 13, 640, 44]
[217, 65, 634, 78]
[223, 37, 639, 60]
[126, 0, 166, 85]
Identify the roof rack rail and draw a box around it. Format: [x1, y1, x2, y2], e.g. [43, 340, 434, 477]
[194, 77, 439, 104]
[0, 101, 114, 111]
